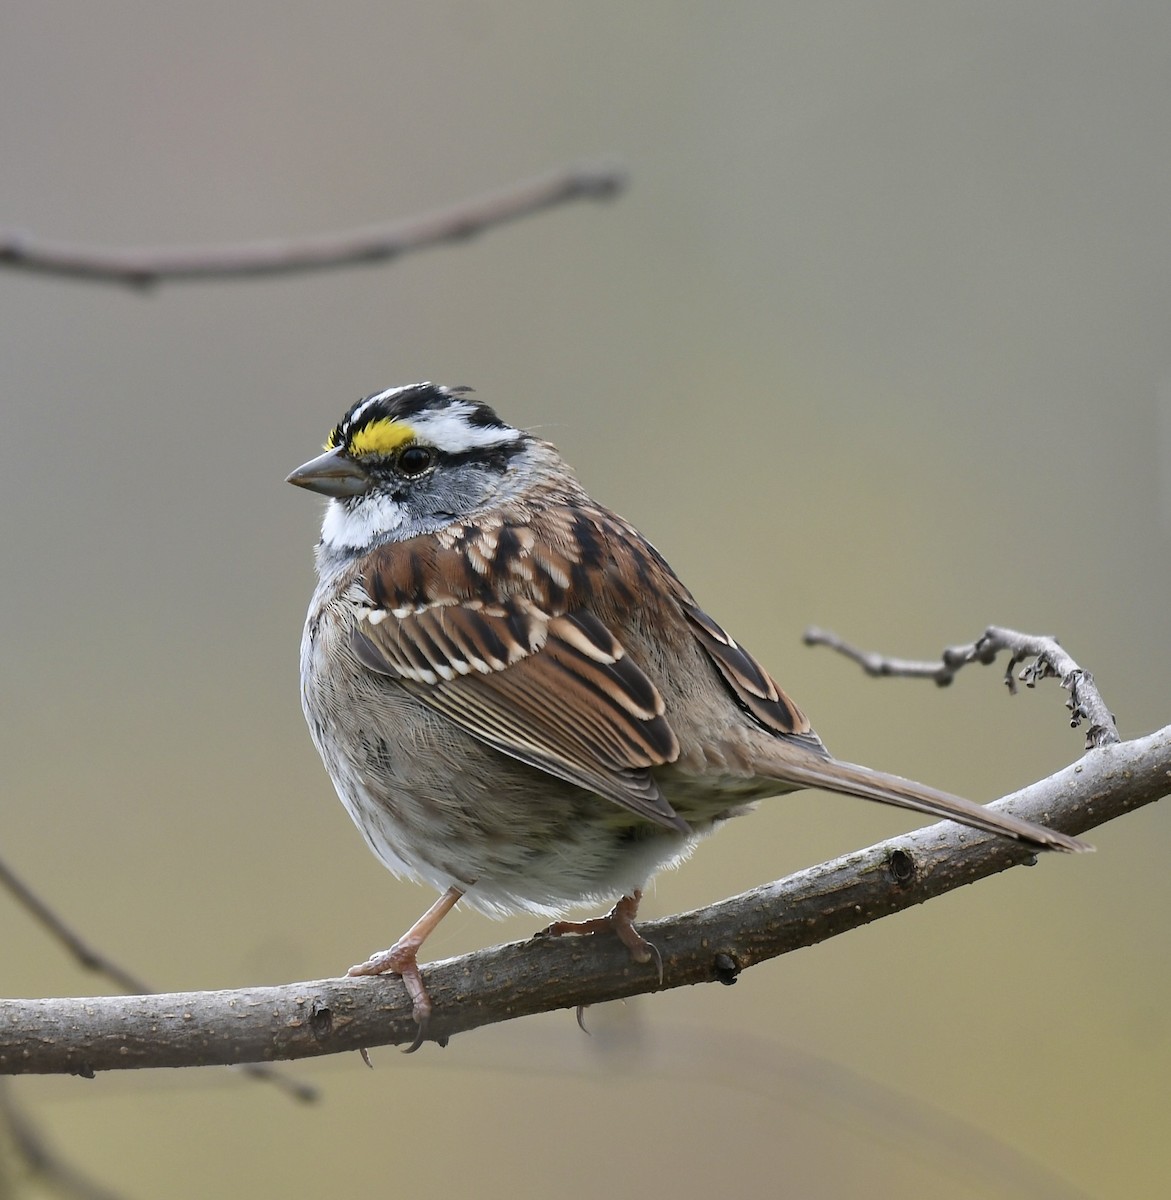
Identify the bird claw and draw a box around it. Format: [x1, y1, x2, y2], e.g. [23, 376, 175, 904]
[344, 885, 465, 1054]
[347, 941, 433, 1052]
[537, 890, 664, 985]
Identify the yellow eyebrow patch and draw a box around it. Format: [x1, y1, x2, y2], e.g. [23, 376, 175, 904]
[344, 418, 417, 457]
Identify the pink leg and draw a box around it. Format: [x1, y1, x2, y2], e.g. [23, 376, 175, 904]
[348, 885, 464, 1051]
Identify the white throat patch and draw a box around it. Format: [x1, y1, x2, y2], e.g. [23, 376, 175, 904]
[320, 491, 406, 550]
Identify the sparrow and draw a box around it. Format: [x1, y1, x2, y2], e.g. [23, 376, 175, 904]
[288, 382, 1088, 1046]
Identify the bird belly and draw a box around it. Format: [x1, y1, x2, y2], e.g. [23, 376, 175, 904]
[301, 628, 701, 915]
[321, 743, 705, 917]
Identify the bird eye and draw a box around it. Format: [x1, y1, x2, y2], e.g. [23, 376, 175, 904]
[397, 444, 436, 477]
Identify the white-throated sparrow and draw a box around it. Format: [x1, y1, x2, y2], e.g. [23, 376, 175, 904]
[289, 383, 1088, 1045]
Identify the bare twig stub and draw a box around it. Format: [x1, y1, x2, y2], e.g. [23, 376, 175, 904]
[0, 163, 627, 289]
[804, 625, 1119, 748]
[2, 723, 1166, 1075]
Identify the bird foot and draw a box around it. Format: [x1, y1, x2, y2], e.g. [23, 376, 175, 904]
[537, 889, 663, 984]
[347, 941, 432, 1053]
[345, 885, 465, 1053]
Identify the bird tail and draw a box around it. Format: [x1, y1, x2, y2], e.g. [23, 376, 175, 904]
[764, 753, 1091, 854]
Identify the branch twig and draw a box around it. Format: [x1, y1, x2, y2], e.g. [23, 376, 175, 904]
[0, 163, 627, 289]
[0, 854, 315, 1101]
[0, 1079, 129, 1200]
[804, 625, 1119, 748]
[0, 857, 149, 995]
[3, 723, 1166, 1075]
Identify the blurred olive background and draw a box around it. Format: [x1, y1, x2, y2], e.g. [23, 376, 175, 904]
[2, 4, 1168, 1198]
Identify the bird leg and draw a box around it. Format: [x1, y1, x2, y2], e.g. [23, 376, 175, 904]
[538, 889, 663, 983]
[347, 885, 464, 1051]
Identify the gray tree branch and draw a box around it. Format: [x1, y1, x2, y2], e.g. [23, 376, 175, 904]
[0, 856, 316, 1102]
[804, 624, 1118, 749]
[3, 723, 1166, 1075]
[0, 164, 626, 289]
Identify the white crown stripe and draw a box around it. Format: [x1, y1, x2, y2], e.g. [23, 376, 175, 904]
[347, 384, 414, 428]
[410, 402, 523, 454]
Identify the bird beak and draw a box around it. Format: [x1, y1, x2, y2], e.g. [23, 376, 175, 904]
[286, 447, 373, 498]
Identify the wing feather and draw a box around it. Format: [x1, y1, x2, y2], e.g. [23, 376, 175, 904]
[351, 537, 687, 831]
[682, 600, 827, 754]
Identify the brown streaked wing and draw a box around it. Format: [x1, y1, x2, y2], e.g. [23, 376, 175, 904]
[367, 601, 545, 681]
[682, 601, 826, 750]
[351, 603, 688, 832]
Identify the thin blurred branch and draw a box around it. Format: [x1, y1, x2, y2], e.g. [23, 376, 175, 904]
[2, 722, 1166, 1073]
[0, 858, 148, 995]
[0, 163, 626, 289]
[0, 1080, 128, 1200]
[804, 625, 1119, 749]
[0, 855, 316, 1102]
